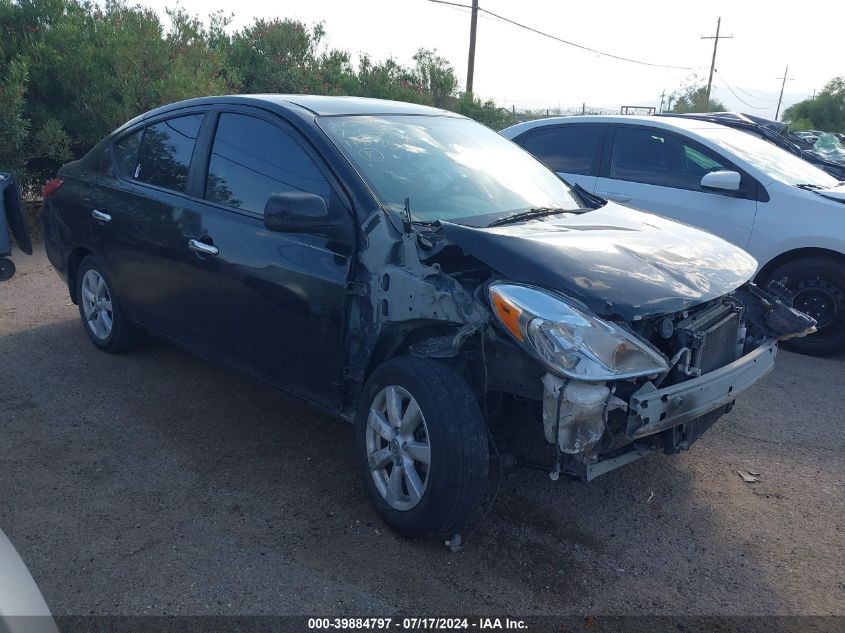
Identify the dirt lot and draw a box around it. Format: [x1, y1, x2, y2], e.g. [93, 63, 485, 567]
[1, 247, 843, 617]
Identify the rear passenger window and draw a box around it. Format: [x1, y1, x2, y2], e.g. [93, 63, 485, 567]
[204, 113, 331, 214]
[518, 126, 601, 175]
[135, 114, 204, 192]
[113, 130, 142, 178]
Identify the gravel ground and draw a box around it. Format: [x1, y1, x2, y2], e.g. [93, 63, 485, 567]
[1, 248, 843, 617]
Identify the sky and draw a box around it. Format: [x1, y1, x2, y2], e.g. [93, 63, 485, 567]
[145, 0, 843, 120]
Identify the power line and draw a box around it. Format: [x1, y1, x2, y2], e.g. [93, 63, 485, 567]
[425, 0, 703, 70]
[714, 70, 777, 111]
[716, 78, 772, 101]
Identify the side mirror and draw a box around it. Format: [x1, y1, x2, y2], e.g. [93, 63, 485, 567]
[700, 170, 741, 192]
[263, 192, 332, 233]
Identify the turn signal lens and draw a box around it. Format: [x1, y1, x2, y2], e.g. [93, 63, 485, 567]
[490, 290, 523, 341]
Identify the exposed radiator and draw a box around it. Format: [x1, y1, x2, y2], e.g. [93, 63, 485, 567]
[676, 303, 743, 375]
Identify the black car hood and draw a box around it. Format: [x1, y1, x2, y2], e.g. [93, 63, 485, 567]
[439, 203, 758, 321]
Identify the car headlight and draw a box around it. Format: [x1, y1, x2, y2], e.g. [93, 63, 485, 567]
[488, 283, 668, 380]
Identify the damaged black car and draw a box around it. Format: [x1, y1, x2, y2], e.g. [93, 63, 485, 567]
[42, 96, 815, 538]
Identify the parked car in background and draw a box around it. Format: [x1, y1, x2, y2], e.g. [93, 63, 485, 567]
[794, 130, 820, 147]
[502, 115, 845, 355]
[42, 96, 813, 537]
[0, 172, 33, 282]
[0, 528, 58, 633]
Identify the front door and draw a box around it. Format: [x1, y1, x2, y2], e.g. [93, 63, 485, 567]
[594, 125, 758, 249]
[180, 111, 354, 409]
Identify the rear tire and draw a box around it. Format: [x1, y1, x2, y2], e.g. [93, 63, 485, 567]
[0, 257, 15, 281]
[355, 357, 489, 538]
[766, 257, 845, 356]
[76, 255, 144, 353]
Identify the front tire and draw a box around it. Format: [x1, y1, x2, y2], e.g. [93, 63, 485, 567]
[766, 257, 845, 356]
[355, 357, 489, 538]
[76, 255, 143, 353]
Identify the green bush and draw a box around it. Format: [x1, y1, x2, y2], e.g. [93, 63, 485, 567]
[784, 78, 845, 133]
[0, 0, 516, 191]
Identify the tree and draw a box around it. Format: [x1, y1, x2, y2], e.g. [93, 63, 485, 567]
[0, 0, 228, 188]
[669, 78, 725, 114]
[0, 0, 515, 188]
[784, 77, 845, 132]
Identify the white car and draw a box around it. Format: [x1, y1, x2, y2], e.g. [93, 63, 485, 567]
[501, 115, 845, 355]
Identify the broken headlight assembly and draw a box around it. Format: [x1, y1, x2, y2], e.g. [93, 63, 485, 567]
[488, 283, 669, 381]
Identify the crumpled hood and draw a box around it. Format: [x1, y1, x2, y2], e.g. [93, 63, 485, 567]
[439, 202, 758, 321]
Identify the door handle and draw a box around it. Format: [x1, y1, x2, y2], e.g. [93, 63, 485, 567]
[188, 239, 219, 257]
[91, 209, 112, 222]
[596, 192, 631, 203]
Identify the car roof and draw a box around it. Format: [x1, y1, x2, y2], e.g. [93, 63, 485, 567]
[257, 94, 458, 116]
[111, 94, 463, 139]
[133, 94, 457, 121]
[500, 114, 732, 138]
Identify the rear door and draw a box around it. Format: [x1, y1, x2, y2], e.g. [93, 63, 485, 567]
[93, 111, 207, 339]
[514, 123, 606, 191]
[594, 125, 758, 248]
[178, 109, 354, 409]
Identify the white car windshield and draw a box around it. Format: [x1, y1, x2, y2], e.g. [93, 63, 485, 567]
[319, 115, 586, 223]
[704, 126, 840, 189]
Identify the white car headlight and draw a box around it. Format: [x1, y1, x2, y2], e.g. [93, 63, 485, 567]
[488, 283, 668, 380]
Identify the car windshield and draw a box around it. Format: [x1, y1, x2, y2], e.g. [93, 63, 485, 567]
[318, 114, 586, 223]
[704, 126, 840, 188]
[812, 133, 845, 159]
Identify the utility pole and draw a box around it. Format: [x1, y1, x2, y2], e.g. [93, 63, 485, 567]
[775, 65, 794, 121]
[659, 89, 666, 113]
[466, 0, 479, 94]
[702, 18, 732, 110]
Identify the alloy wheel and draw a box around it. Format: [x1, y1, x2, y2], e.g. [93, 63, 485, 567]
[80, 269, 114, 340]
[365, 385, 431, 511]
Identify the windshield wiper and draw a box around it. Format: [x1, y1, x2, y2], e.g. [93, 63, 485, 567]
[571, 182, 607, 209]
[486, 207, 574, 227]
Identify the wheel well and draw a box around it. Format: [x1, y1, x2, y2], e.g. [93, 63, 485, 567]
[66, 247, 92, 304]
[755, 247, 845, 284]
[363, 324, 462, 383]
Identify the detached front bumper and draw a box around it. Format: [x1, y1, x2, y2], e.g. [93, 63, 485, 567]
[583, 338, 777, 481]
[626, 338, 777, 440]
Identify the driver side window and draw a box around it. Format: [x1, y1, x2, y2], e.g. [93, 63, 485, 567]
[610, 127, 730, 192]
[204, 113, 331, 215]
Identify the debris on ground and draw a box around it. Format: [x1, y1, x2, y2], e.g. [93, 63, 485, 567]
[738, 470, 761, 483]
[445, 534, 463, 553]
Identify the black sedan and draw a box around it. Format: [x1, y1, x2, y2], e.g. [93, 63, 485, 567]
[42, 96, 813, 537]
